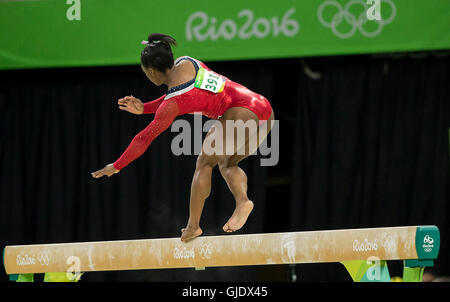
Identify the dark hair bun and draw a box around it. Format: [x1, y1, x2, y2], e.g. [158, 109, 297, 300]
[141, 33, 177, 72]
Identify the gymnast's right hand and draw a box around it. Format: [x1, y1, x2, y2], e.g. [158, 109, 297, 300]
[118, 95, 144, 115]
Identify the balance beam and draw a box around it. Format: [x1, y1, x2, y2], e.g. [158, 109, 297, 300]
[3, 225, 440, 281]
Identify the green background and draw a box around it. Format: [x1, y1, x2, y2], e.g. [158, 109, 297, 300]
[0, 0, 449, 70]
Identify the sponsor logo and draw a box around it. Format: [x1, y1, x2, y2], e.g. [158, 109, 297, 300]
[173, 246, 195, 260]
[353, 239, 378, 252]
[16, 253, 35, 266]
[186, 8, 299, 41]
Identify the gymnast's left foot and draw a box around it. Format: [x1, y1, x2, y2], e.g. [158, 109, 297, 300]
[181, 225, 203, 242]
[223, 200, 254, 233]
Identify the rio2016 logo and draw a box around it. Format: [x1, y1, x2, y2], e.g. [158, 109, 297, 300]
[186, 8, 300, 41]
[422, 235, 434, 253]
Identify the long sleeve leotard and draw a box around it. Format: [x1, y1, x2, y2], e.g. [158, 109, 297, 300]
[113, 56, 272, 170]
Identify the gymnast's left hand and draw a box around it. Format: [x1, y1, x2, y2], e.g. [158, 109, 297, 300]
[91, 163, 120, 178]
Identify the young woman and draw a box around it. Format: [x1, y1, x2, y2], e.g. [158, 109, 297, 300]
[91, 33, 274, 242]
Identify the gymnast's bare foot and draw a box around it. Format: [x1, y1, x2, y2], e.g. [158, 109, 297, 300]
[181, 225, 203, 242]
[223, 200, 254, 233]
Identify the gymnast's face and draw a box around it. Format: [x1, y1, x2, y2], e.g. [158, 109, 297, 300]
[142, 65, 165, 86]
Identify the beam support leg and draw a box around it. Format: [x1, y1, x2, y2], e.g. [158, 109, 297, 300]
[402, 259, 433, 282]
[8, 273, 34, 282]
[44, 272, 83, 282]
[402, 266, 424, 282]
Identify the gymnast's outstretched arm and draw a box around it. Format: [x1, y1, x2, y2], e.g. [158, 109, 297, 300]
[91, 100, 179, 178]
[113, 100, 179, 170]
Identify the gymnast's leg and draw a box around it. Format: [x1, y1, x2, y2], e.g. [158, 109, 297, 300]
[180, 127, 219, 242]
[181, 108, 274, 241]
[219, 107, 274, 232]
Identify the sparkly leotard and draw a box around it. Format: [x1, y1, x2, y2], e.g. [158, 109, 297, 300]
[113, 56, 272, 170]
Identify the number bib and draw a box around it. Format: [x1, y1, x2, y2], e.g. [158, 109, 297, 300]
[194, 67, 225, 94]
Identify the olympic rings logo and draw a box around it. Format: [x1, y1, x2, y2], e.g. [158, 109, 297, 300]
[198, 242, 213, 259]
[318, 0, 396, 39]
[38, 252, 50, 266]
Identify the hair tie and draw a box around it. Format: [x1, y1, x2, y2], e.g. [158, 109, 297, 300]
[141, 40, 162, 47]
[149, 40, 161, 47]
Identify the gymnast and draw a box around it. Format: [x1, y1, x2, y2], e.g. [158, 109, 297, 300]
[91, 33, 274, 242]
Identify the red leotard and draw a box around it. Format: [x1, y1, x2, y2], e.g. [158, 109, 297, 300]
[113, 56, 272, 170]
